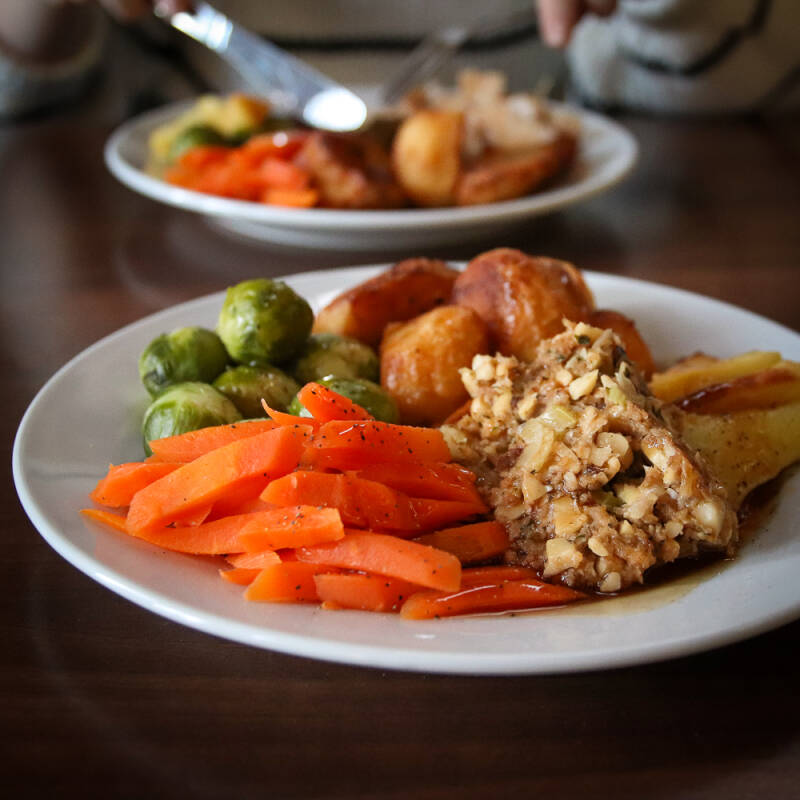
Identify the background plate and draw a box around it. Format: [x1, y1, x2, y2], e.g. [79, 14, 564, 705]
[13, 266, 800, 674]
[104, 102, 637, 250]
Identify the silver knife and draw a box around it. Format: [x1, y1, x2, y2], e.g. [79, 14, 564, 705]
[160, 1, 369, 132]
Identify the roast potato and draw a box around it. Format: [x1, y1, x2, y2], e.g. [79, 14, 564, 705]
[673, 361, 800, 414]
[587, 308, 656, 378]
[650, 350, 782, 403]
[312, 258, 459, 348]
[391, 110, 463, 207]
[295, 131, 406, 209]
[455, 131, 577, 206]
[380, 305, 489, 426]
[451, 248, 595, 361]
[670, 401, 800, 510]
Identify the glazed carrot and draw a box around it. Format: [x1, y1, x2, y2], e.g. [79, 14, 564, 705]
[313, 573, 421, 613]
[125, 512, 249, 554]
[460, 565, 543, 586]
[410, 497, 488, 531]
[237, 506, 344, 551]
[227, 550, 282, 569]
[205, 476, 274, 520]
[126, 425, 310, 533]
[353, 461, 481, 503]
[262, 188, 319, 207]
[261, 471, 418, 531]
[219, 567, 261, 586]
[308, 420, 452, 465]
[80, 507, 128, 533]
[89, 461, 181, 507]
[260, 399, 323, 431]
[297, 532, 461, 592]
[257, 157, 310, 190]
[148, 419, 278, 463]
[296, 382, 373, 422]
[244, 562, 329, 603]
[414, 521, 509, 564]
[400, 580, 585, 619]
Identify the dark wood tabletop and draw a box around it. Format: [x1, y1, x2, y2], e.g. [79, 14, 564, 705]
[3, 48, 800, 799]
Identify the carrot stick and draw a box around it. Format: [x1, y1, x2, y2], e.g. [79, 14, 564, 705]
[80, 507, 128, 533]
[296, 532, 461, 592]
[126, 425, 310, 534]
[460, 565, 543, 586]
[237, 506, 344, 551]
[353, 461, 481, 504]
[244, 562, 329, 603]
[313, 573, 420, 613]
[400, 580, 585, 619]
[414, 521, 509, 564]
[261, 471, 419, 531]
[260, 398, 323, 430]
[227, 550, 282, 569]
[148, 419, 278, 463]
[89, 461, 181, 507]
[308, 419, 452, 465]
[409, 497, 488, 530]
[219, 567, 261, 586]
[296, 382, 373, 422]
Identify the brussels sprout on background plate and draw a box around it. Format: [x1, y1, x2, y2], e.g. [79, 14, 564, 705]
[142, 382, 242, 455]
[288, 376, 399, 423]
[167, 125, 230, 162]
[217, 278, 313, 366]
[213, 364, 300, 418]
[139, 326, 229, 398]
[291, 333, 379, 385]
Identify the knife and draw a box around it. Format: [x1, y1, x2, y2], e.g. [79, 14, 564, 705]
[160, 1, 369, 132]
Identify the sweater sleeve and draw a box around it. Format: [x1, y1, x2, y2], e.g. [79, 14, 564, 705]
[566, 0, 800, 114]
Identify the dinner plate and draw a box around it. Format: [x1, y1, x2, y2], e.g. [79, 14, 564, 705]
[14, 266, 800, 675]
[104, 100, 637, 250]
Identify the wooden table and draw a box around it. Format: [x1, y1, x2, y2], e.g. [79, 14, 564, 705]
[3, 64, 800, 799]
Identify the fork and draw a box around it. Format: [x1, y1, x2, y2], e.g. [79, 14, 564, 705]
[375, 5, 541, 106]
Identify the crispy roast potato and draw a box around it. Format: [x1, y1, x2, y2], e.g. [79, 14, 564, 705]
[455, 131, 577, 206]
[451, 248, 595, 361]
[649, 351, 782, 403]
[313, 258, 459, 348]
[669, 401, 800, 510]
[674, 361, 800, 414]
[295, 131, 406, 209]
[588, 309, 656, 378]
[391, 110, 463, 207]
[380, 305, 489, 426]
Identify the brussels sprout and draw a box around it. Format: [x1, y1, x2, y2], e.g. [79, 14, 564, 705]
[141, 382, 242, 455]
[167, 124, 228, 162]
[288, 376, 399, 423]
[291, 333, 379, 385]
[213, 364, 300, 418]
[217, 278, 313, 366]
[139, 326, 229, 398]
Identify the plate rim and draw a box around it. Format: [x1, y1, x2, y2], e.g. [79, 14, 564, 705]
[103, 99, 639, 232]
[13, 265, 800, 675]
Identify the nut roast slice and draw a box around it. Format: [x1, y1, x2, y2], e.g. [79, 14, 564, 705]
[442, 322, 738, 593]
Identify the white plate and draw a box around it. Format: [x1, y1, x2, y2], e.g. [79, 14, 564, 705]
[13, 266, 800, 675]
[104, 101, 637, 250]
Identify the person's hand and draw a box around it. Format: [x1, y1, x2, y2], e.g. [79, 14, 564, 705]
[536, 0, 617, 47]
